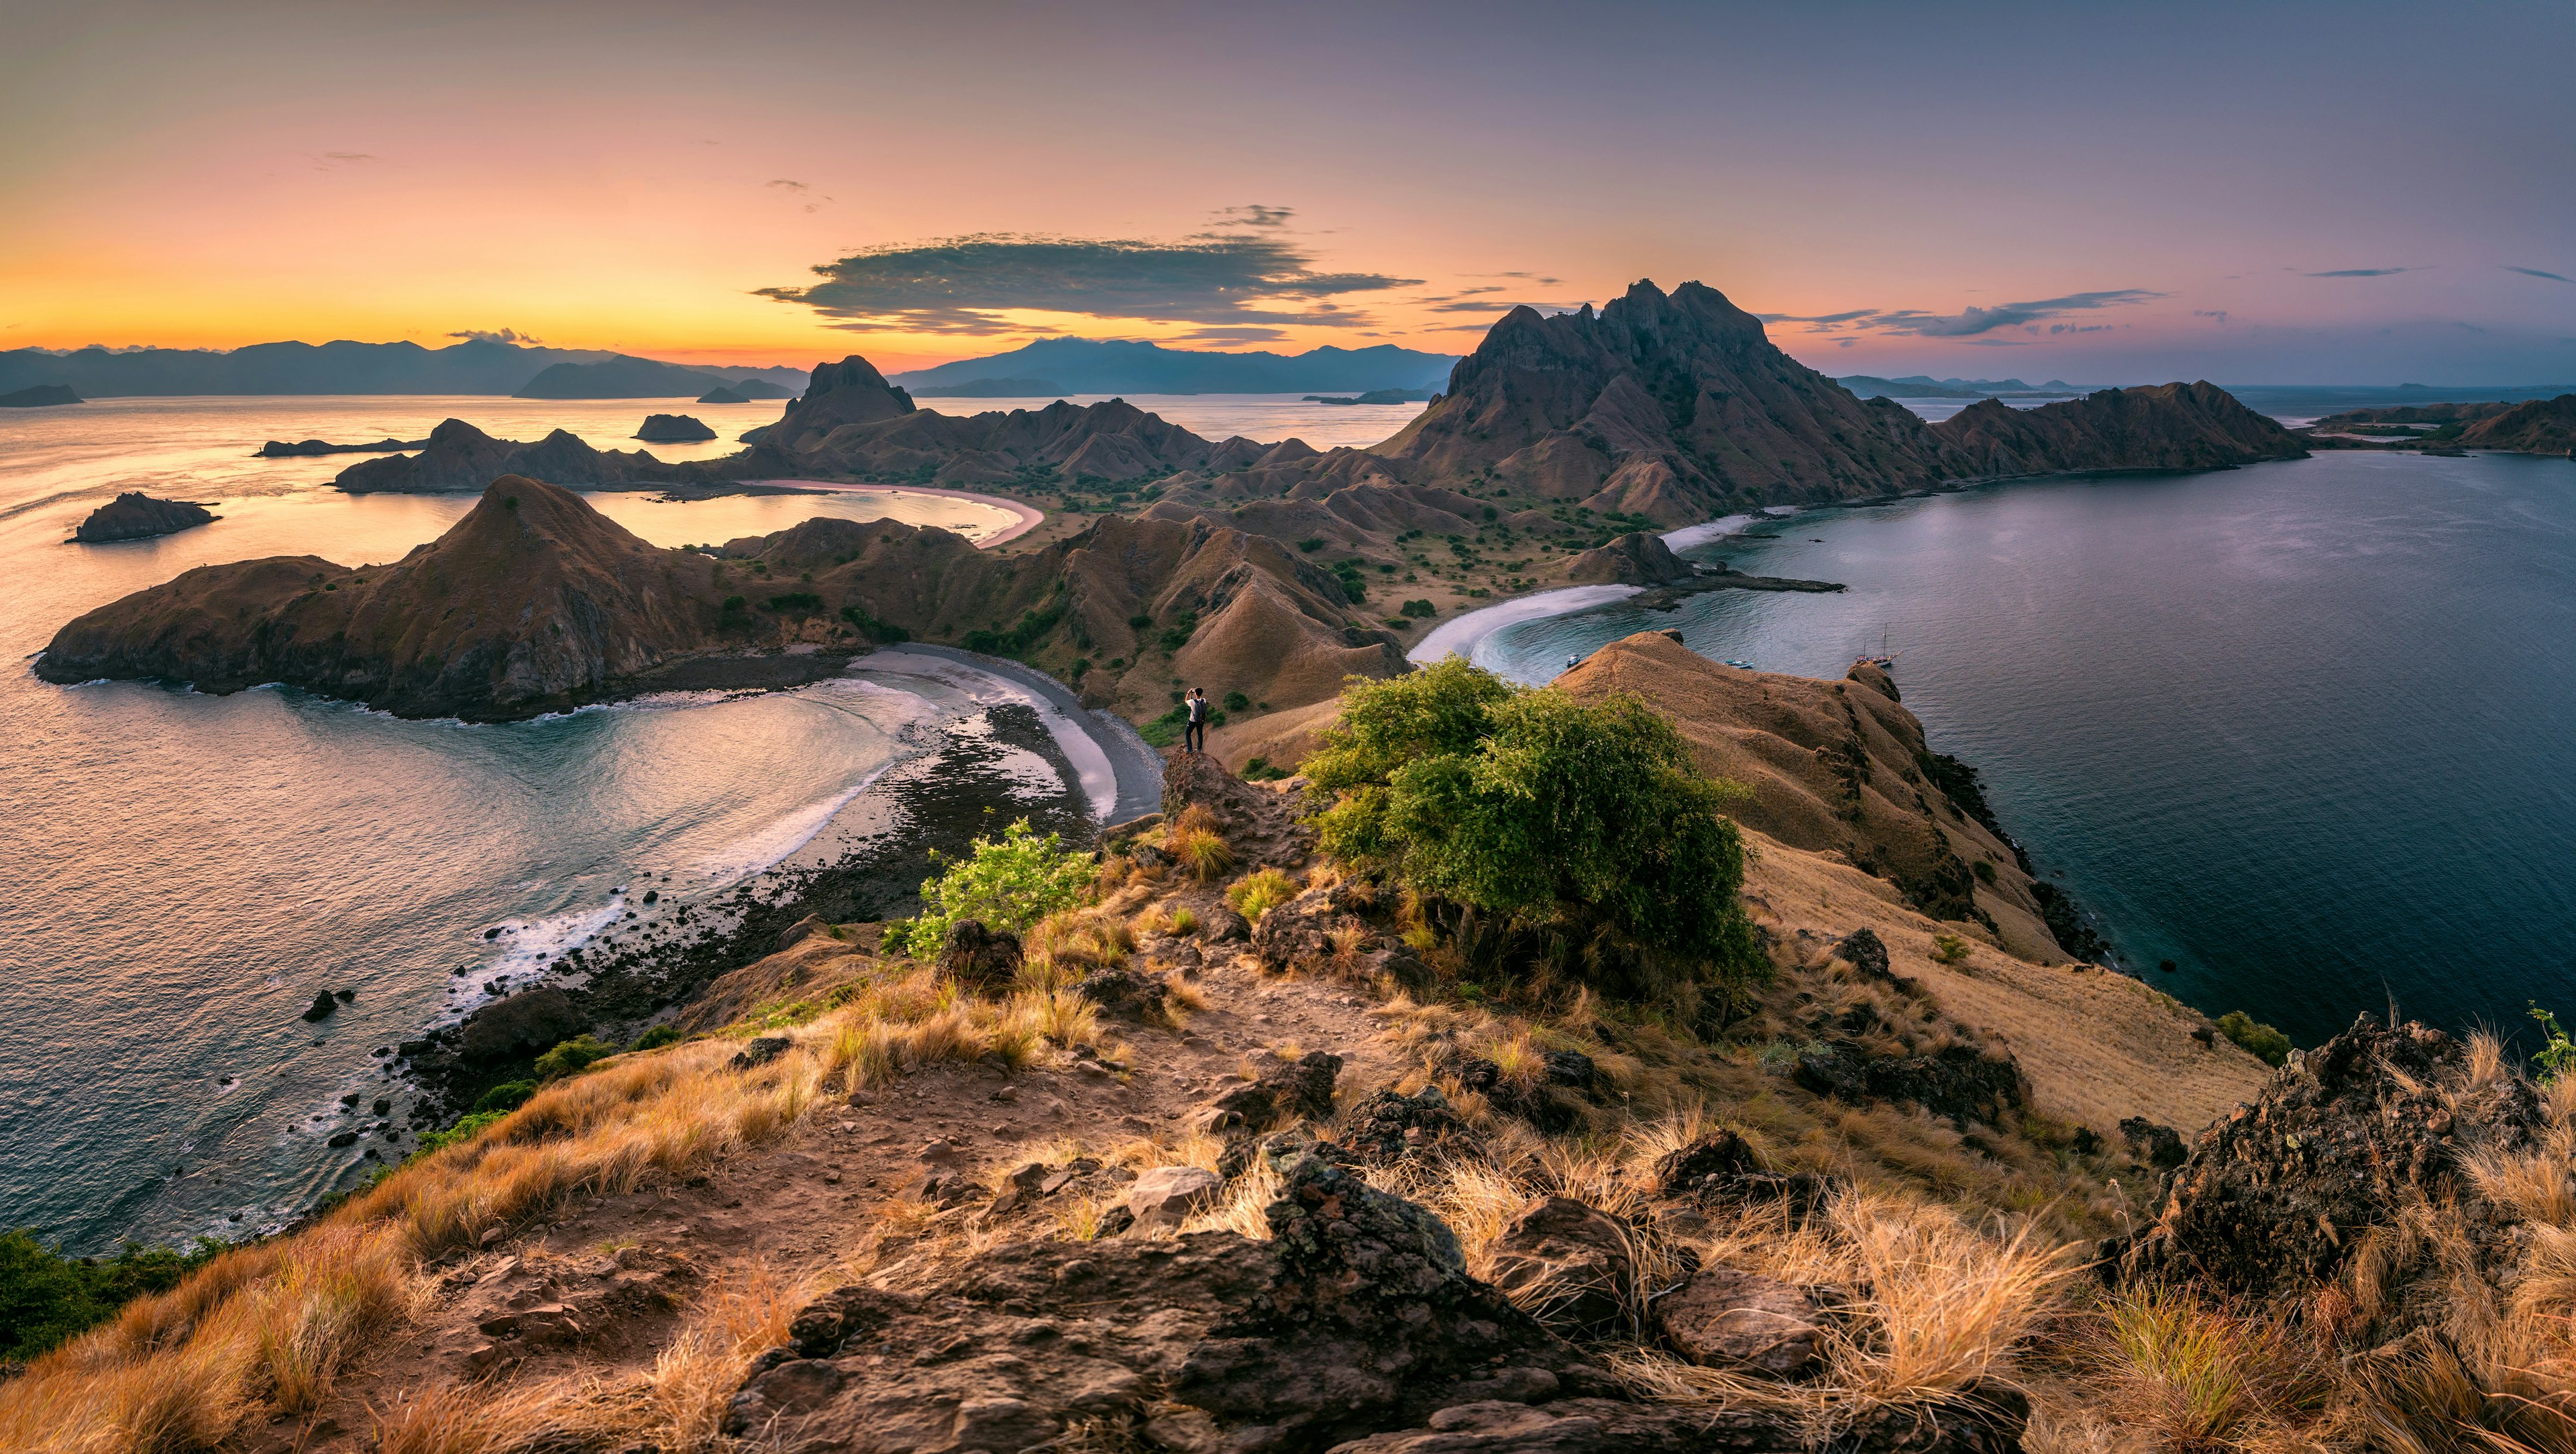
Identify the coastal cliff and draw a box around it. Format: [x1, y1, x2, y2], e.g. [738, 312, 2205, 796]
[69, 492, 217, 543]
[2455, 392, 2576, 454]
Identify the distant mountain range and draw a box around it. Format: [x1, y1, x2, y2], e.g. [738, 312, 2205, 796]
[1835, 374, 2089, 399]
[888, 338, 1458, 397]
[0, 340, 808, 398]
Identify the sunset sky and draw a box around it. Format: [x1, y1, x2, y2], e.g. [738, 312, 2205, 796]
[5, 1, 2573, 384]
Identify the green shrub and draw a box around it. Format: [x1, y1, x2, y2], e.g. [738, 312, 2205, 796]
[839, 603, 910, 643]
[887, 818, 1093, 957]
[533, 1034, 616, 1080]
[632, 1023, 683, 1052]
[1228, 868, 1297, 923]
[1223, 690, 1250, 712]
[1972, 859, 1998, 885]
[761, 592, 824, 615]
[1156, 609, 1198, 654]
[721, 594, 748, 615]
[1138, 705, 1185, 747]
[414, 1109, 508, 1157]
[1933, 934, 1972, 965]
[2214, 1011, 2293, 1067]
[0, 1231, 225, 1363]
[1401, 599, 1436, 619]
[1304, 658, 1764, 1002]
[1296, 537, 1326, 552]
[472, 1080, 536, 1115]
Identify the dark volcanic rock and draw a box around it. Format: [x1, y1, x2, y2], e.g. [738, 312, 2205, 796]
[1071, 965, 1167, 1021]
[739, 1151, 1611, 1451]
[934, 919, 1022, 992]
[72, 492, 216, 543]
[1342, 1084, 1482, 1165]
[300, 991, 338, 1022]
[634, 413, 717, 443]
[1200, 1049, 1343, 1135]
[1487, 1196, 1640, 1337]
[456, 987, 587, 1062]
[2114, 1014, 2542, 1333]
[1653, 1264, 1837, 1377]
[2118, 1117, 2188, 1170]
[1794, 1041, 2028, 1125]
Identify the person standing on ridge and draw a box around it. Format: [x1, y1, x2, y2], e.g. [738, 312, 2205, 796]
[1183, 686, 1210, 752]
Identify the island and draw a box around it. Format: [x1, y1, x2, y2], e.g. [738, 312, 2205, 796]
[70, 492, 217, 543]
[634, 413, 717, 443]
[1, 384, 83, 408]
[1301, 387, 1435, 405]
[255, 436, 427, 458]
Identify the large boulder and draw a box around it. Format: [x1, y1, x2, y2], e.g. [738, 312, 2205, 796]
[2114, 1014, 2544, 1334]
[1652, 1265, 1839, 1378]
[1486, 1196, 1639, 1337]
[1794, 1041, 2027, 1125]
[456, 988, 587, 1062]
[1127, 1166, 1224, 1231]
[1653, 1131, 1836, 1225]
[1202, 1049, 1343, 1135]
[1343, 1085, 1482, 1165]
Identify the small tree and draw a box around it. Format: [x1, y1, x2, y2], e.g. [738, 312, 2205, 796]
[889, 819, 1093, 957]
[1306, 658, 1764, 1008]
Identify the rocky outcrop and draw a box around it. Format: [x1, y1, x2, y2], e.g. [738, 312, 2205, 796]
[1929, 382, 2308, 478]
[935, 920, 1022, 992]
[1793, 1041, 2029, 1126]
[70, 492, 216, 543]
[1563, 530, 1699, 584]
[1367, 280, 1956, 523]
[2455, 393, 2576, 455]
[1558, 633, 2067, 959]
[737, 1151, 1618, 1451]
[334, 418, 680, 493]
[742, 354, 916, 453]
[633, 413, 716, 443]
[455, 987, 587, 1062]
[2114, 1015, 2542, 1333]
[38, 478, 730, 719]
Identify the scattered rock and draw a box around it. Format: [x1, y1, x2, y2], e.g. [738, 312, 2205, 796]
[730, 1035, 791, 1070]
[1073, 965, 1167, 1021]
[1793, 1041, 2027, 1125]
[1651, 1131, 1836, 1224]
[1199, 1050, 1342, 1135]
[937, 919, 1023, 992]
[301, 992, 338, 1022]
[2118, 1117, 2188, 1170]
[1127, 1166, 1224, 1230]
[1486, 1196, 1640, 1337]
[1342, 1084, 1480, 1165]
[1653, 1265, 1838, 1377]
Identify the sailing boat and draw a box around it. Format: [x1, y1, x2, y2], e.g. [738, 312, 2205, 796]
[1861, 627, 1901, 670]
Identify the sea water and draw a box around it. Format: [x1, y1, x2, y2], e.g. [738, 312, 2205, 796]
[0, 398, 1057, 1252]
[1474, 451, 2576, 1051]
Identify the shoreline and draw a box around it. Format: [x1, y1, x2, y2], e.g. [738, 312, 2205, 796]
[854, 644, 1163, 824]
[747, 478, 1046, 547]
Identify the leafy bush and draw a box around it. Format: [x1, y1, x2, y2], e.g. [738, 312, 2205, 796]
[1933, 934, 1972, 965]
[1401, 599, 1437, 619]
[414, 1109, 508, 1157]
[1228, 868, 1297, 922]
[1972, 859, 1997, 885]
[0, 1231, 225, 1363]
[472, 1080, 536, 1114]
[1296, 537, 1326, 552]
[1156, 609, 1198, 654]
[963, 603, 1065, 659]
[761, 591, 824, 615]
[887, 818, 1093, 957]
[533, 1033, 616, 1080]
[2215, 1011, 2293, 1067]
[1223, 690, 1250, 712]
[1128, 613, 1154, 629]
[632, 1023, 682, 1051]
[1304, 658, 1763, 1002]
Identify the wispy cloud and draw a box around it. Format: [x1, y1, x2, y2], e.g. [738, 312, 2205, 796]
[1170, 324, 1289, 344]
[447, 327, 538, 346]
[766, 178, 832, 213]
[760, 211, 1419, 333]
[2505, 266, 2575, 284]
[1764, 289, 2165, 339]
[309, 151, 376, 170]
[2304, 267, 2412, 278]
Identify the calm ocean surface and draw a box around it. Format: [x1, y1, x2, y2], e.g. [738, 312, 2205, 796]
[1474, 450, 2576, 1049]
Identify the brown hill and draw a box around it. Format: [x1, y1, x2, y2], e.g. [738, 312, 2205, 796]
[745, 355, 917, 453]
[39, 478, 727, 719]
[1366, 279, 1955, 521]
[2456, 392, 2576, 454]
[42, 480, 1401, 723]
[2310, 399, 2519, 427]
[793, 396, 1246, 487]
[1930, 382, 2308, 478]
[1550, 633, 2072, 959]
[335, 418, 681, 493]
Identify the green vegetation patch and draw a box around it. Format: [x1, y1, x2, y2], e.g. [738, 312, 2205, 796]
[2215, 1010, 2294, 1067]
[885, 818, 1093, 957]
[0, 1231, 226, 1364]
